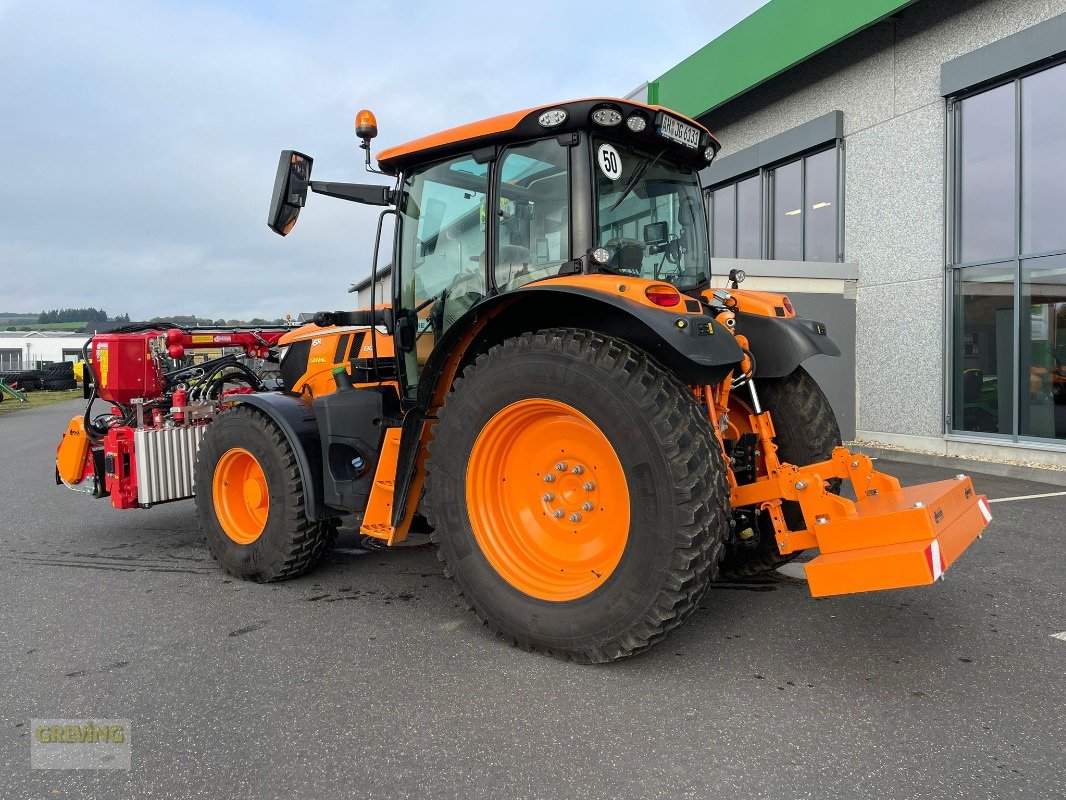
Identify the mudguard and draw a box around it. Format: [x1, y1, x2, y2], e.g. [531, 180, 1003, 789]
[733, 313, 840, 378]
[229, 392, 333, 521]
[416, 282, 746, 409]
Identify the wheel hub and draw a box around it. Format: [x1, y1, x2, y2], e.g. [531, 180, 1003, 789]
[212, 447, 269, 545]
[466, 398, 630, 602]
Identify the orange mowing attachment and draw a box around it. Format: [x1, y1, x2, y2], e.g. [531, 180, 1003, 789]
[697, 335, 993, 599]
[730, 437, 992, 597]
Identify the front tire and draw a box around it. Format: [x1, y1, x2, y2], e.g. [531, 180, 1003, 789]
[426, 329, 728, 663]
[195, 406, 337, 582]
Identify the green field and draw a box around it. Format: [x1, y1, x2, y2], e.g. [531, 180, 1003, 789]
[9, 321, 89, 331]
[0, 388, 81, 416]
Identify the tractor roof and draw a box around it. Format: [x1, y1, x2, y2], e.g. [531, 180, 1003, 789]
[375, 98, 718, 176]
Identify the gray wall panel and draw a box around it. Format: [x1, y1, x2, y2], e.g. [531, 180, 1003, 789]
[783, 292, 857, 441]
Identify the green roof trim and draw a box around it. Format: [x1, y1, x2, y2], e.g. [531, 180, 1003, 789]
[654, 0, 918, 118]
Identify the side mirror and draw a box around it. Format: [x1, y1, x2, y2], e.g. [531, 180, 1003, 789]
[267, 150, 313, 236]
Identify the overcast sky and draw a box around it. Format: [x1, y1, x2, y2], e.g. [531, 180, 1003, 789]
[0, 0, 766, 320]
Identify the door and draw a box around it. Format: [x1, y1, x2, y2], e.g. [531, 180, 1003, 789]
[395, 153, 489, 396]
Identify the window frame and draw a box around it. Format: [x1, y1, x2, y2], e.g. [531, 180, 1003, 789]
[706, 141, 843, 263]
[945, 55, 1066, 449]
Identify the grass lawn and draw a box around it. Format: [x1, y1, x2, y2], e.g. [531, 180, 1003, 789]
[0, 388, 82, 416]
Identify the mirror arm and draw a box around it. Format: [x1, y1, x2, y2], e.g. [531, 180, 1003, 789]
[309, 181, 395, 206]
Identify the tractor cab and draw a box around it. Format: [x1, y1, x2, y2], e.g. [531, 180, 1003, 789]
[268, 99, 725, 399]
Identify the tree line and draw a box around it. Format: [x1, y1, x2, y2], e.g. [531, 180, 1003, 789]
[38, 308, 129, 323]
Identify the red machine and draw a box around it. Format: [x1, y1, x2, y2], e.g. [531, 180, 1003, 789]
[57, 326, 288, 509]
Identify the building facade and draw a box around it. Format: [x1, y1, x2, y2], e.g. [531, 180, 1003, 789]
[636, 0, 1066, 466]
[0, 332, 90, 371]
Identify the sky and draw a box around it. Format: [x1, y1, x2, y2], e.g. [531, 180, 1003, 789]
[0, 0, 767, 320]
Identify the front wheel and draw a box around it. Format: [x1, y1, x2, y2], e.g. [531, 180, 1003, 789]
[195, 406, 337, 582]
[426, 329, 728, 663]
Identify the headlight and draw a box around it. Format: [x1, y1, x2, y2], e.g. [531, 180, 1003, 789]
[538, 108, 568, 127]
[591, 108, 622, 126]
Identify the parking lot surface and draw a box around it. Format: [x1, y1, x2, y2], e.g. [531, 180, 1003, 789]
[2, 399, 1063, 799]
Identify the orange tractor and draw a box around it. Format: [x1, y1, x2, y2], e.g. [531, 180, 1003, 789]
[57, 99, 991, 661]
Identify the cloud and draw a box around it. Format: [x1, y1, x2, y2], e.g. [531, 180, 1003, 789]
[0, 0, 766, 319]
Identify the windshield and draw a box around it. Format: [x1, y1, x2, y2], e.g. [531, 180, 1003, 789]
[594, 139, 710, 289]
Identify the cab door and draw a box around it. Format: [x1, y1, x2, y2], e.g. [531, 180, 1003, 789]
[394, 154, 489, 398]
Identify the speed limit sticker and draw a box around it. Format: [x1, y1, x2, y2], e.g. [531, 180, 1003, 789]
[597, 143, 622, 180]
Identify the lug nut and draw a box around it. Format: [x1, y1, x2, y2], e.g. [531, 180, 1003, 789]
[542, 493, 555, 502]
[581, 502, 594, 512]
[568, 513, 582, 523]
[571, 465, 584, 475]
[543, 474, 555, 483]
[552, 510, 564, 519]
[556, 462, 568, 472]
[583, 482, 596, 491]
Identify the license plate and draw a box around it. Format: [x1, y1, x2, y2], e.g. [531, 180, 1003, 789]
[658, 115, 701, 149]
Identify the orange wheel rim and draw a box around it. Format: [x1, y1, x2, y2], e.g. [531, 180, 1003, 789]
[466, 398, 630, 602]
[212, 447, 269, 544]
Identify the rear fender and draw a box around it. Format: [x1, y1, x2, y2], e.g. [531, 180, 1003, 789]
[415, 278, 745, 410]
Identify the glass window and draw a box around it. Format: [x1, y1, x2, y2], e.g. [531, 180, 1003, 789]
[1021, 63, 1066, 256]
[711, 185, 735, 258]
[709, 146, 839, 262]
[953, 263, 1016, 435]
[804, 148, 837, 262]
[495, 139, 570, 292]
[736, 175, 761, 259]
[397, 153, 488, 387]
[1019, 254, 1066, 440]
[772, 159, 802, 260]
[958, 83, 1016, 263]
[595, 139, 711, 288]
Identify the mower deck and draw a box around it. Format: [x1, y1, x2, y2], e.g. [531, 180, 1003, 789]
[803, 477, 991, 597]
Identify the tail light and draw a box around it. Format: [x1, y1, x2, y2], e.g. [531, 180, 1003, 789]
[645, 284, 681, 307]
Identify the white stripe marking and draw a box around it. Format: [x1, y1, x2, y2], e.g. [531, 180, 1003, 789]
[928, 539, 944, 580]
[977, 496, 993, 523]
[987, 491, 1066, 504]
[1051, 632, 1066, 643]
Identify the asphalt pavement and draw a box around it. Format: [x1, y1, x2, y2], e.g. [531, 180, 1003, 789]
[1, 398, 1063, 799]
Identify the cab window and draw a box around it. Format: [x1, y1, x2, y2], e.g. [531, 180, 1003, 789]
[494, 138, 570, 292]
[397, 154, 488, 386]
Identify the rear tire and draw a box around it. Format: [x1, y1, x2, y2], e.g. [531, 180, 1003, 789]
[195, 406, 337, 582]
[426, 329, 728, 663]
[720, 366, 841, 579]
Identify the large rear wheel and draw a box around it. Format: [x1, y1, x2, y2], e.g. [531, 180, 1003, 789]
[426, 329, 728, 663]
[720, 365, 842, 579]
[195, 406, 337, 582]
